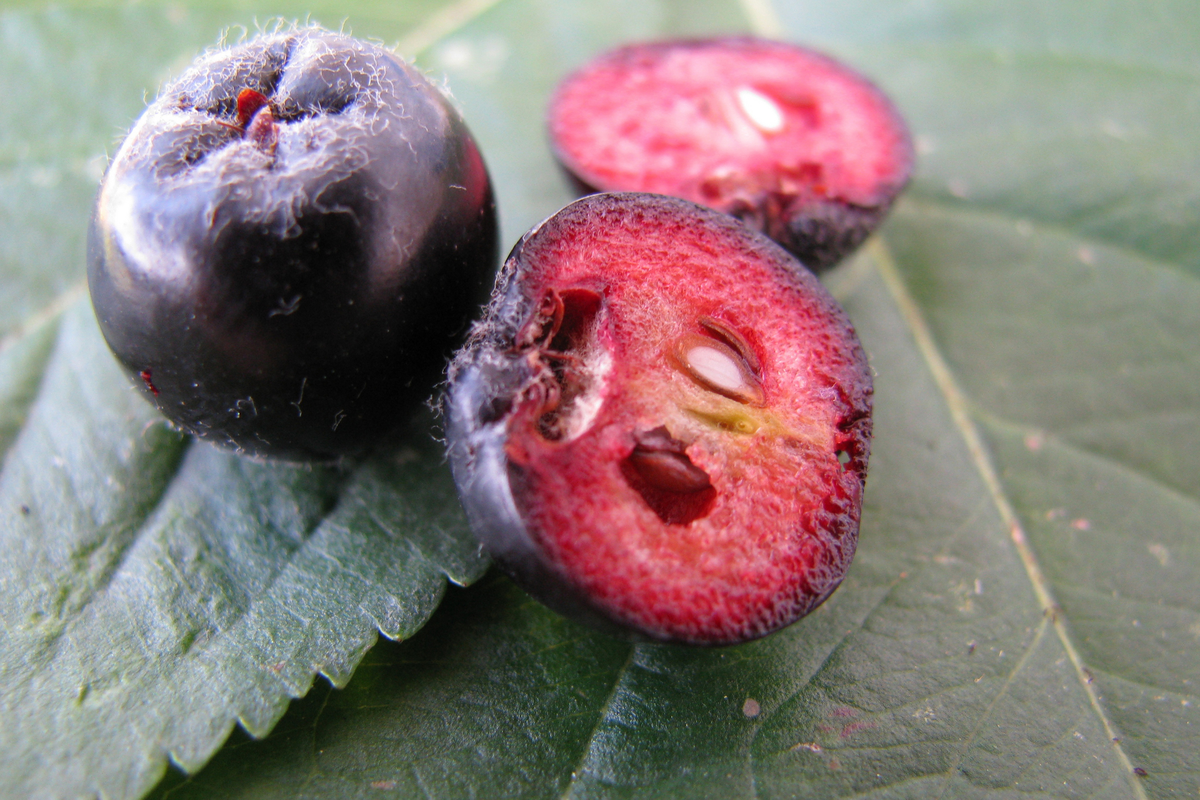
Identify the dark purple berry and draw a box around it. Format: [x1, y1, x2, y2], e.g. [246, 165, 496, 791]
[88, 27, 498, 460]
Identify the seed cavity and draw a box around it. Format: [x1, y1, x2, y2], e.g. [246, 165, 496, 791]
[627, 449, 711, 493]
[625, 428, 712, 494]
[621, 427, 715, 525]
[736, 86, 785, 133]
[674, 318, 764, 405]
[516, 288, 608, 442]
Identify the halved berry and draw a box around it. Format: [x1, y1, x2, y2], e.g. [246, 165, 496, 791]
[547, 37, 913, 271]
[446, 193, 872, 645]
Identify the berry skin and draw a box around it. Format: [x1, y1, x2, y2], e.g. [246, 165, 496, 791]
[88, 27, 498, 461]
[446, 193, 872, 646]
[547, 37, 913, 272]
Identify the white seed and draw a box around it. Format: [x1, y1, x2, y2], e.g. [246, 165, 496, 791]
[735, 86, 785, 133]
[685, 345, 746, 394]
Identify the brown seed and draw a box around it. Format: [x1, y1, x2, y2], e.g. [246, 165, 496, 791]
[626, 447, 712, 494]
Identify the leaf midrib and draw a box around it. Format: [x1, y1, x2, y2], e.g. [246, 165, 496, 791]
[5, 0, 1179, 794]
[869, 236, 1148, 798]
[748, 2, 1148, 786]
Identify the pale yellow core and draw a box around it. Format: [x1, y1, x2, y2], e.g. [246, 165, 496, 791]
[685, 345, 746, 394]
[735, 86, 785, 133]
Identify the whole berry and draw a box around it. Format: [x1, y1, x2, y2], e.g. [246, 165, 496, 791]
[447, 193, 872, 645]
[88, 27, 498, 460]
[547, 37, 913, 271]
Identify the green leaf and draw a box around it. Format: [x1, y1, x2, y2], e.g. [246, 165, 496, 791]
[0, 8, 488, 799]
[1, 1, 1196, 799]
[0, 296, 488, 799]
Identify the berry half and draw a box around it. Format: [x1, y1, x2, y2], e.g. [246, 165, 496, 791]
[447, 193, 872, 645]
[88, 27, 498, 460]
[547, 37, 913, 271]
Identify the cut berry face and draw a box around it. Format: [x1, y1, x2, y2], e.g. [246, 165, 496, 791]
[447, 193, 872, 645]
[88, 27, 498, 461]
[547, 37, 913, 272]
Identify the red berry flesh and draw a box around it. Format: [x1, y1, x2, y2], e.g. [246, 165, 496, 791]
[547, 38, 913, 272]
[447, 193, 872, 645]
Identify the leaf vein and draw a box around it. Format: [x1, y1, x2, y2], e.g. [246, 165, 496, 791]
[557, 645, 636, 800]
[754, 572, 926, 758]
[932, 618, 1050, 799]
[870, 237, 1149, 798]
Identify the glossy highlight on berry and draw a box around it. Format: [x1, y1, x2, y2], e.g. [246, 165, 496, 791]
[447, 193, 873, 646]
